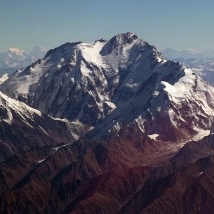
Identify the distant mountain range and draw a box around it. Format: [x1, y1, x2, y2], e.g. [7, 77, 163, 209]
[162, 47, 214, 59]
[0, 46, 46, 74]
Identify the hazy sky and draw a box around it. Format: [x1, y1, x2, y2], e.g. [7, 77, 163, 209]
[1, 0, 214, 52]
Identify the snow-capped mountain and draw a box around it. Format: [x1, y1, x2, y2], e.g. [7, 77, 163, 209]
[1, 32, 214, 142]
[0, 46, 46, 75]
[1, 33, 214, 213]
[7, 48, 26, 59]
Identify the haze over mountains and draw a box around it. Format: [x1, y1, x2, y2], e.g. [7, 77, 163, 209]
[0, 47, 46, 75]
[162, 47, 214, 59]
[1, 33, 214, 213]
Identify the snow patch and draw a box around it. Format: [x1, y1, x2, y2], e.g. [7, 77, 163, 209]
[148, 134, 159, 140]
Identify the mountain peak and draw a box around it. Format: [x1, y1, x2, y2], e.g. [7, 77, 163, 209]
[8, 48, 25, 56]
[100, 32, 139, 55]
[94, 38, 107, 43]
[116, 32, 138, 39]
[110, 32, 139, 45]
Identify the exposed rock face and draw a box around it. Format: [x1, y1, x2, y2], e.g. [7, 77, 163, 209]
[1, 33, 214, 213]
[0, 92, 79, 162]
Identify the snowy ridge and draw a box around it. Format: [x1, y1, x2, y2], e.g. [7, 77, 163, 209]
[1, 32, 214, 141]
[89, 63, 214, 141]
[0, 91, 41, 125]
[0, 73, 9, 85]
[163, 57, 214, 86]
[0, 90, 85, 160]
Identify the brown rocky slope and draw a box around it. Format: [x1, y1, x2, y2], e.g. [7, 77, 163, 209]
[1, 128, 214, 213]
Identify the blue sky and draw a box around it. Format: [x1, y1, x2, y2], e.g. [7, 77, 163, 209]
[1, 0, 214, 52]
